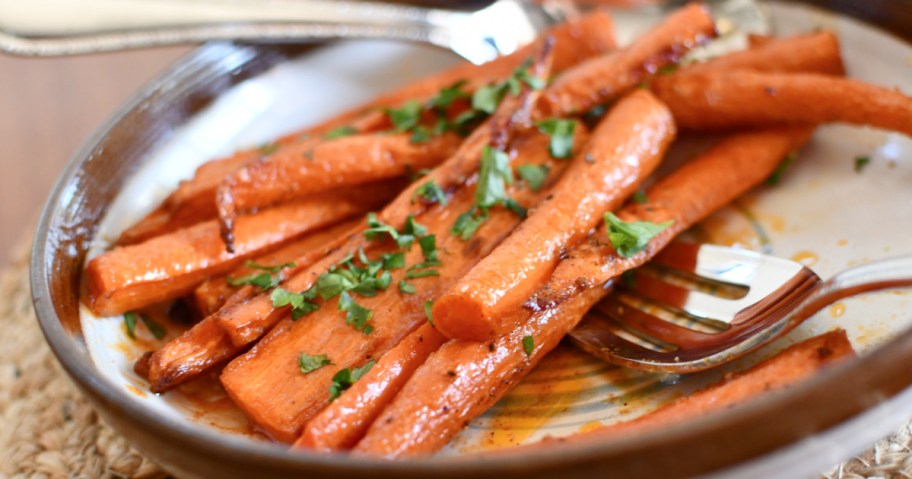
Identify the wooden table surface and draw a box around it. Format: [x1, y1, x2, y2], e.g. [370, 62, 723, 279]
[0, 1, 909, 268]
[0, 47, 191, 266]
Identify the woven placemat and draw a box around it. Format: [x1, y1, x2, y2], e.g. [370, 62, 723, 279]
[0, 236, 908, 479]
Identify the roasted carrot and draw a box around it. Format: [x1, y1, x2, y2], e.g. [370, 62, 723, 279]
[433, 90, 675, 341]
[681, 31, 844, 76]
[193, 219, 361, 316]
[543, 3, 716, 116]
[525, 329, 854, 447]
[217, 132, 463, 227]
[652, 71, 912, 136]
[86, 182, 398, 316]
[295, 323, 448, 451]
[353, 127, 815, 457]
[219, 128, 582, 443]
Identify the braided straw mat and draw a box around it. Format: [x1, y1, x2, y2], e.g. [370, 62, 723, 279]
[1, 236, 910, 479]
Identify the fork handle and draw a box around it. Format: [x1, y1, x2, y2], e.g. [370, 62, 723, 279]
[0, 0, 487, 61]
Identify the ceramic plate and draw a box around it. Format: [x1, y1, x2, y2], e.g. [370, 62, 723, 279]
[77, 0, 912, 471]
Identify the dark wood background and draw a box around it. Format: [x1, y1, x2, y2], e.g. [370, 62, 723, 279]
[1, 1, 909, 265]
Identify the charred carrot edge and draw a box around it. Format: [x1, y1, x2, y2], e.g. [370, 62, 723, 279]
[543, 3, 716, 116]
[651, 71, 912, 137]
[86, 182, 400, 316]
[352, 127, 815, 457]
[193, 219, 362, 317]
[521, 329, 854, 448]
[295, 323, 448, 451]
[219, 126, 583, 443]
[433, 90, 675, 342]
[217, 132, 463, 227]
[123, 11, 617, 248]
[681, 31, 845, 76]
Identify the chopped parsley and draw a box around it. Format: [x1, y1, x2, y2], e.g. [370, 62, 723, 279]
[298, 353, 332, 374]
[338, 291, 373, 334]
[767, 151, 798, 186]
[386, 100, 424, 133]
[516, 164, 550, 191]
[124, 311, 166, 340]
[257, 142, 279, 156]
[270, 287, 320, 319]
[412, 179, 448, 206]
[536, 118, 577, 159]
[398, 280, 416, 294]
[522, 335, 534, 356]
[476, 146, 515, 209]
[854, 155, 871, 173]
[632, 191, 648, 204]
[603, 212, 673, 258]
[424, 300, 435, 326]
[329, 360, 376, 402]
[323, 125, 358, 139]
[451, 207, 488, 240]
[226, 261, 296, 290]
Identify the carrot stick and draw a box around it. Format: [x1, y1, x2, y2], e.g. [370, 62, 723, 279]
[651, 71, 912, 136]
[681, 31, 845, 76]
[524, 329, 854, 448]
[86, 182, 399, 316]
[193, 219, 362, 316]
[295, 323, 447, 451]
[219, 127, 581, 443]
[217, 132, 463, 229]
[542, 3, 716, 116]
[352, 127, 815, 457]
[433, 90, 675, 342]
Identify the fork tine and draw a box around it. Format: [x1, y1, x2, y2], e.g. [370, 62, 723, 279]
[595, 295, 722, 349]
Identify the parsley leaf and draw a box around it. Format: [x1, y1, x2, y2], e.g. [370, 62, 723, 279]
[338, 291, 373, 334]
[417, 234, 438, 262]
[258, 142, 279, 156]
[536, 118, 576, 159]
[324, 125, 358, 139]
[271, 287, 320, 319]
[226, 261, 296, 290]
[412, 180, 448, 206]
[452, 207, 488, 240]
[386, 100, 423, 133]
[516, 164, 549, 191]
[632, 191, 648, 204]
[124, 312, 137, 339]
[381, 252, 406, 270]
[124, 311, 166, 340]
[854, 155, 871, 173]
[472, 84, 506, 114]
[398, 280, 416, 294]
[767, 151, 798, 186]
[429, 80, 470, 111]
[364, 212, 400, 243]
[523, 335, 534, 356]
[476, 146, 514, 210]
[603, 212, 673, 259]
[329, 360, 376, 402]
[424, 301, 435, 326]
[298, 353, 331, 374]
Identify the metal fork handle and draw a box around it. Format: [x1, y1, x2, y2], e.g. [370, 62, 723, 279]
[701, 254, 912, 369]
[0, 0, 492, 61]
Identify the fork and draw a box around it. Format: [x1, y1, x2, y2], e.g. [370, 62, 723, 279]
[569, 242, 912, 373]
[0, 0, 766, 64]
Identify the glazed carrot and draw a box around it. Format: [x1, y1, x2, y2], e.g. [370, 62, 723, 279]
[86, 182, 398, 316]
[651, 71, 912, 136]
[193, 219, 361, 316]
[219, 128, 581, 443]
[353, 127, 815, 457]
[524, 329, 854, 447]
[542, 3, 716, 116]
[144, 318, 238, 393]
[680, 31, 844, 76]
[217, 132, 463, 226]
[295, 323, 447, 451]
[433, 90, 675, 342]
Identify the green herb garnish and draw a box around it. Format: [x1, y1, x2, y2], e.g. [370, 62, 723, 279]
[424, 300, 435, 326]
[124, 311, 166, 340]
[226, 261, 296, 290]
[522, 335, 534, 356]
[603, 212, 673, 258]
[451, 207, 488, 240]
[338, 291, 373, 334]
[632, 191, 648, 204]
[412, 179, 448, 206]
[516, 164, 550, 192]
[767, 151, 798, 186]
[324, 125, 358, 139]
[298, 353, 332, 374]
[329, 360, 376, 402]
[270, 287, 320, 319]
[536, 118, 576, 159]
[854, 155, 871, 173]
[398, 280, 416, 294]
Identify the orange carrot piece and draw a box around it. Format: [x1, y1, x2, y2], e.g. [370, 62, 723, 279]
[681, 31, 845, 76]
[295, 323, 447, 451]
[352, 127, 815, 457]
[86, 183, 397, 316]
[217, 132, 462, 224]
[526, 329, 854, 447]
[219, 128, 580, 443]
[651, 71, 912, 136]
[193, 219, 361, 316]
[543, 3, 716, 116]
[433, 90, 675, 341]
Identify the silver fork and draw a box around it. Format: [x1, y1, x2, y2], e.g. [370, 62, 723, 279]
[0, 0, 766, 64]
[569, 242, 912, 373]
